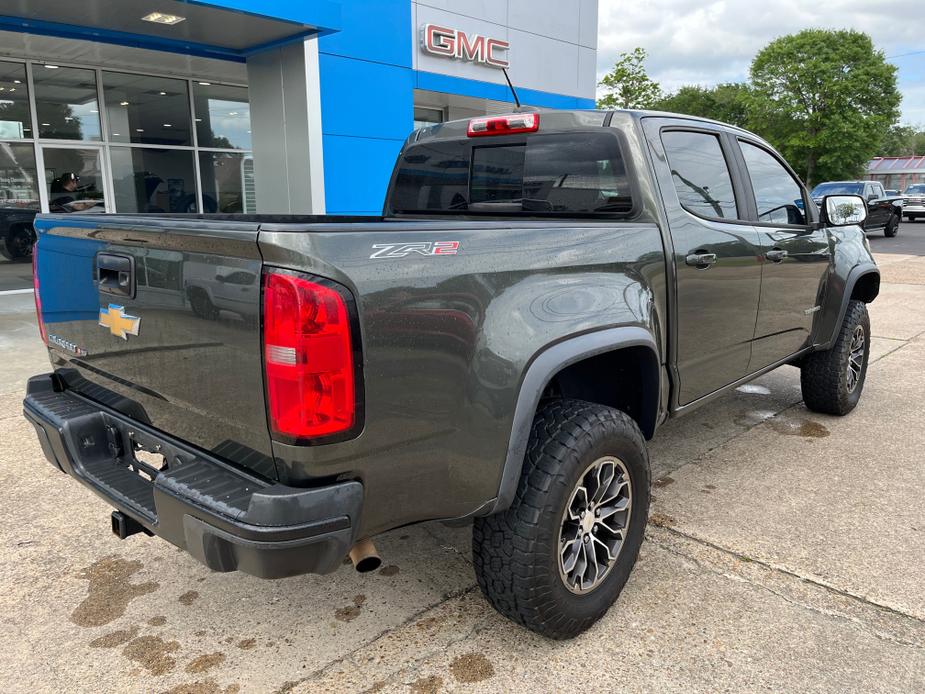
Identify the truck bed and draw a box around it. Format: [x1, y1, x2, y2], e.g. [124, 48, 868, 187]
[33, 211, 665, 535]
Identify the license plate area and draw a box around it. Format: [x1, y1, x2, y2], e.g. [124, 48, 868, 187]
[103, 422, 173, 484]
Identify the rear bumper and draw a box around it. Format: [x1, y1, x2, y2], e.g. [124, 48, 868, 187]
[903, 204, 925, 215]
[22, 374, 362, 579]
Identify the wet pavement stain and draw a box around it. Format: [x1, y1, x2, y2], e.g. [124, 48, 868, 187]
[89, 625, 139, 648]
[122, 634, 180, 676]
[71, 556, 159, 628]
[649, 512, 677, 528]
[185, 652, 226, 674]
[237, 638, 256, 650]
[148, 616, 167, 627]
[161, 680, 240, 694]
[379, 564, 400, 576]
[334, 594, 367, 622]
[768, 419, 830, 438]
[449, 652, 494, 683]
[653, 476, 675, 488]
[179, 590, 200, 606]
[410, 674, 443, 694]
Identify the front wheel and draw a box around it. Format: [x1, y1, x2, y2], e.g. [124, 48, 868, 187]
[472, 399, 650, 639]
[884, 213, 899, 237]
[800, 300, 870, 415]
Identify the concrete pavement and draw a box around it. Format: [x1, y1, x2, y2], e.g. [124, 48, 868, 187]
[1, 223, 924, 693]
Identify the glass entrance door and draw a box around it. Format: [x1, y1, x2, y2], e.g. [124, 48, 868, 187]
[40, 145, 108, 213]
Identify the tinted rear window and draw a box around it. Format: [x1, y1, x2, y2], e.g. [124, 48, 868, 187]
[390, 132, 633, 216]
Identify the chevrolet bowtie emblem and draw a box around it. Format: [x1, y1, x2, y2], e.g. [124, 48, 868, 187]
[99, 304, 141, 340]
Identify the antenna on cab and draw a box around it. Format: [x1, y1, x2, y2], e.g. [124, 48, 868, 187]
[501, 68, 522, 109]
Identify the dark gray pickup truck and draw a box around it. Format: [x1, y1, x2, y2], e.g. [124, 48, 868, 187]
[24, 110, 879, 639]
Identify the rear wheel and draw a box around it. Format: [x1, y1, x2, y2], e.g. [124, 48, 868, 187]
[2, 224, 35, 261]
[800, 300, 870, 415]
[884, 212, 899, 237]
[189, 289, 218, 320]
[472, 399, 650, 639]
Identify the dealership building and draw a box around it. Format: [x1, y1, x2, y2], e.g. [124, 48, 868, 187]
[0, 1, 598, 218]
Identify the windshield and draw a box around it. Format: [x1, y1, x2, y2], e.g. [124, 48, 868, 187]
[390, 131, 634, 216]
[905, 184, 925, 195]
[811, 183, 863, 197]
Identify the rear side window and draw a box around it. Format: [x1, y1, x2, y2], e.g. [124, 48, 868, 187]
[390, 132, 633, 216]
[739, 141, 807, 225]
[661, 131, 738, 220]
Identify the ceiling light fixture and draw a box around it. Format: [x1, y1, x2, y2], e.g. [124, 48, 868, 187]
[198, 82, 211, 86]
[120, 101, 129, 106]
[44, 65, 59, 69]
[141, 12, 186, 25]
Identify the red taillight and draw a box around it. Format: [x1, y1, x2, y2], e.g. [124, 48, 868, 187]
[32, 242, 47, 345]
[467, 112, 539, 137]
[263, 271, 356, 440]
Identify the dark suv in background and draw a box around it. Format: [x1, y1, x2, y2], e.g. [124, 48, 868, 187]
[811, 180, 902, 237]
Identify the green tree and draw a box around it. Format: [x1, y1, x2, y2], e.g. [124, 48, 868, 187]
[597, 48, 663, 110]
[654, 83, 752, 127]
[878, 124, 925, 157]
[748, 29, 901, 186]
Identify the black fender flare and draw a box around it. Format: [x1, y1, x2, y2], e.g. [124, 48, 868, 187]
[486, 326, 660, 515]
[818, 263, 880, 351]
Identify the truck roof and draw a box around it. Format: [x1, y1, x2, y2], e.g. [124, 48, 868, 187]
[409, 108, 756, 144]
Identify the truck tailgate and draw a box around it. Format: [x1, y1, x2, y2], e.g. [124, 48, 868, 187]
[34, 214, 276, 479]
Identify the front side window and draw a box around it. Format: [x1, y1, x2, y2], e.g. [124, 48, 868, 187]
[32, 65, 101, 141]
[662, 130, 738, 220]
[739, 141, 807, 225]
[391, 131, 632, 215]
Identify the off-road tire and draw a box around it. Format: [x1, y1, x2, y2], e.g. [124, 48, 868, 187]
[800, 300, 870, 415]
[472, 399, 650, 639]
[884, 212, 899, 237]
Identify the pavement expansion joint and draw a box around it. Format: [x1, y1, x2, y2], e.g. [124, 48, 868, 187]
[646, 524, 925, 633]
[277, 583, 481, 693]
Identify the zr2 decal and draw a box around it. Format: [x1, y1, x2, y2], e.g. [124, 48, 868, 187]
[369, 241, 459, 259]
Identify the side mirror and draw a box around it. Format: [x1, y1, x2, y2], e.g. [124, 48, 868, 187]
[215, 274, 226, 283]
[821, 195, 867, 227]
[867, 193, 878, 202]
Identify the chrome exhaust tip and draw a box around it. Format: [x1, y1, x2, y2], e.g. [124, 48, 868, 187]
[348, 538, 381, 572]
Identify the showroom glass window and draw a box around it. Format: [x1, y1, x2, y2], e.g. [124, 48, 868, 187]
[0, 59, 253, 215]
[102, 72, 192, 146]
[32, 65, 101, 141]
[0, 61, 40, 210]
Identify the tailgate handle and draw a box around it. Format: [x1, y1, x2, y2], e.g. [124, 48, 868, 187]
[97, 253, 135, 299]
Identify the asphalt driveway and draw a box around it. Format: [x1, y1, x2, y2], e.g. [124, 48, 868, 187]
[1, 223, 924, 693]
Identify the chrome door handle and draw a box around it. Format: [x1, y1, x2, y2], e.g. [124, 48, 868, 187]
[685, 252, 717, 268]
[765, 249, 788, 262]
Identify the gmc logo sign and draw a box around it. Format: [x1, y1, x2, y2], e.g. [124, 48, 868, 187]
[421, 24, 510, 69]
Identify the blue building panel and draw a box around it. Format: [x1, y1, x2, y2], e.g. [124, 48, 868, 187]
[322, 135, 405, 215]
[319, 54, 414, 141]
[317, 0, 411, 67]
[415, 71, 597, 111]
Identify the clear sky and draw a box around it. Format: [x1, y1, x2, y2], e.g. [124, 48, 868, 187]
[596, 0, 925, 125]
